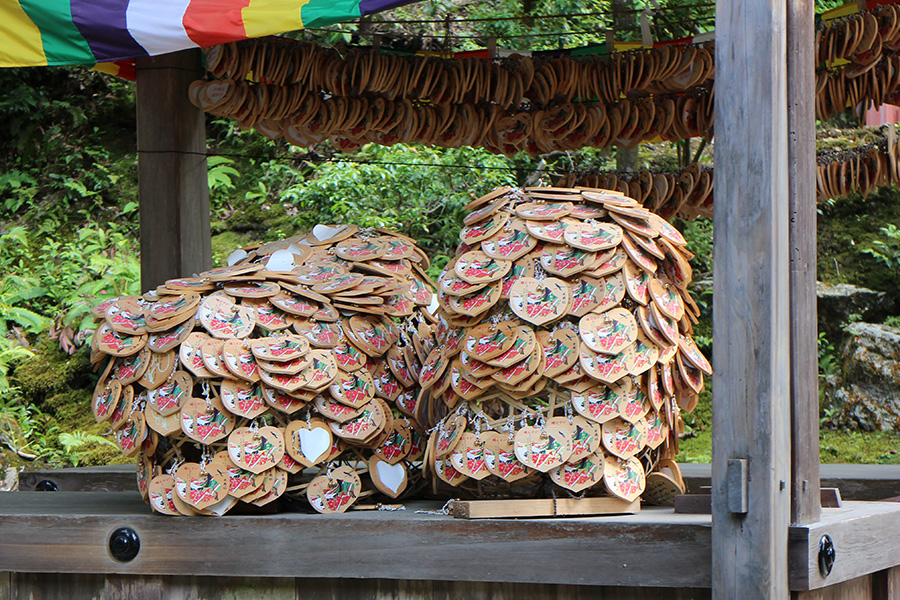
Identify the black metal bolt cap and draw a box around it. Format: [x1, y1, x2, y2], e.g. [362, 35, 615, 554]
[34, 479, 58, 491]
[818, 534, 836, 577]
[109, 527, 140, 562]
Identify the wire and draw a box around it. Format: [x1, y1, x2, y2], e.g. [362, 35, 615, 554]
[344, 4, 716, 25]
[308, 27, 615, 39]
[136, 148, 557, 172]
[308, 19, 714, 41]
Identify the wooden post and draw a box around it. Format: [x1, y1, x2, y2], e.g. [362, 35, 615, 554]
[873, 567, 900, 600]
[712, 0, 791, 596]
[135, 49, 211, 290]
[787, 0, 821, 529]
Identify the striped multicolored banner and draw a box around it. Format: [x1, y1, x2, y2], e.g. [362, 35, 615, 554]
[0, 0, 417, 68]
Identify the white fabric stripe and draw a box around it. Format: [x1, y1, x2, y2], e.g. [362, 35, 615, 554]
[126, 0, 197, 57]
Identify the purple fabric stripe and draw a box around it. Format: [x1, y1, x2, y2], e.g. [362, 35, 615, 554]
[358, 0, 423, 15]
[70, 0, 147, 62]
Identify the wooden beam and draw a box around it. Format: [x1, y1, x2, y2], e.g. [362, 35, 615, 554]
[0, 493, 713, 588]
[789, 501, 900, 591]
[787, 0, 822, 527]
[713, 0, 792, 596]
[135, 49, 211, 290]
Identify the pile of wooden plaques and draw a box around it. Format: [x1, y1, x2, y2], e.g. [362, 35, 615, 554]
[90, 225, 436, 515]
[419, 186, 710, 505]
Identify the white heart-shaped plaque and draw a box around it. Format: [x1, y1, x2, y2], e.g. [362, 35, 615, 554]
[312, 224, 345, 242]
[266, 249, 295, 272]
[298, 427, 332, 464]
[370, 457, 408, 498]
[227, 249, 248, 266]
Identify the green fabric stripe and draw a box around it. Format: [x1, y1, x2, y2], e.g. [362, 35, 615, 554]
[300, 0, 362, 29]
[19, 0, 96, 65]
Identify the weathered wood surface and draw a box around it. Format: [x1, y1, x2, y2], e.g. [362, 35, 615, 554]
[0, 492, 713, 588]
[713, 0, 792, 594]
[450, 497, 639, 519]
[19, 464, 135, 492]
[787, 0, 821, 528]
[674, 488, 841, 515]
[679, 464, 900, 501]
[135, 49, 211, 290]
[790, 502, 900, 591]
[0, 573, 714, 600]
[872, 566, 900, 600]
[20, 463, 900, 501]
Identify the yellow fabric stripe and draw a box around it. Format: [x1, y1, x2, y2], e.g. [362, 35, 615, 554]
[93, 62, 121, 76]
[821, 2, 858, 22]
[0, 1, 47, 67]
[242, 0, 311, 38]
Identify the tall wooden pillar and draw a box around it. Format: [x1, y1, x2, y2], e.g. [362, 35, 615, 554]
[135, 49, 211, 290]
[712, 0, 791, 597]
[787, 0, 822, 529]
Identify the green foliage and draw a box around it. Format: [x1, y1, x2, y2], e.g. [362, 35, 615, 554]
[885, 316, 900, 328]
[276, 144, 518, 260]
[818, 186, 900, 292]
[818, 332, 839, 380]
[58, 431, 118, 467]
[0, 223, 140, 333]
[208, 156, 242, 211]
[860, 224, 900, 270]
[681, 217, 713, 277]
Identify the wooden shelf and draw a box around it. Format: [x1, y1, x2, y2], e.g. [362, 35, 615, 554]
[3, 492, 899, 593]
[0, 492, 713, 589]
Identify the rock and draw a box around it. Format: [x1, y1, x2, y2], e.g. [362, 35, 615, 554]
[817, 282, 900, 344]
[1, 468, 17, 492]
[825, 322, 900, 430]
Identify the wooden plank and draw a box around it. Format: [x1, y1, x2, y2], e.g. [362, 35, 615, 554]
[0, 572, 9, 600]
[713, 0, 792, 592]
[794, 575, 874, 600]
[19, 464, 134, 492]
[674, 494, 712, 514]
[450, 497, 639, 519]
[680, 463, 900, 501]
[789, 501, 900, 590]
[820, 575, 872, 600]
[787, 0, 822, 528]
[192, 576, 298, 599]
[135, 49, 211, 290]
[0, 493, 712, 588]
[431, 580, 711, 600]
[8, 572, 106, 600]
[821, 488, 842, 509]
[872, 567, 900, 600]
[105, 574, 168, 600]
[3, 575, 715, 600]
[677, 489, 840, 515]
